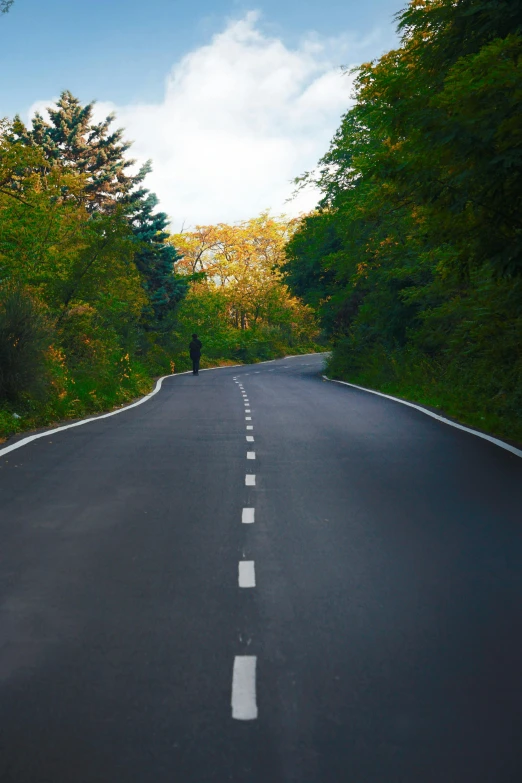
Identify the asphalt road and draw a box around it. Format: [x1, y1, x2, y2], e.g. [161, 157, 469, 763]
[1, 353, 521, 783]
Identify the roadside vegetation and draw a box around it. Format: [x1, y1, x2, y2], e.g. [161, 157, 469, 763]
[283, 0, 522, 443]
[0, 95, 319, 441]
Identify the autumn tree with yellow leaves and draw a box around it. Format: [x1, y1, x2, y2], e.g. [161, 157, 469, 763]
[168, 213, 320, 366]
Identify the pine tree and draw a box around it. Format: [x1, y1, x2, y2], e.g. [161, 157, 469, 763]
[130, 193, 188, 323]
[18, 91, 149, 212]
[14, 91, 188, 323]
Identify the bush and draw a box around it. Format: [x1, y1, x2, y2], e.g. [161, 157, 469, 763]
[0, 287, 52, 402]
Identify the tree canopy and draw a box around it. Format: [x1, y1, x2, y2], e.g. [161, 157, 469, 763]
[284, 0, 522, 440]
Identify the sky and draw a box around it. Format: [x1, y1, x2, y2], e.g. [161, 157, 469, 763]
[0, 0, 402, 229]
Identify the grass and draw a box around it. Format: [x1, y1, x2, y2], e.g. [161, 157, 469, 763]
[0, 346, 325, 443]
[326, 346, 522, 447]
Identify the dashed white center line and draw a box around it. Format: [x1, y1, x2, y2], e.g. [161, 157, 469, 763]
[246, 435, 254, 442]
[245, 416, 252, 421]
[242, 507, 255, 524]
[246, 425, 253, 430]
[245, 474, 256, 486]
[238, 560, 256, 588]
[232, 656, 258, 720]
[247, 451, 255, 459]
[245, 409, 251, 413]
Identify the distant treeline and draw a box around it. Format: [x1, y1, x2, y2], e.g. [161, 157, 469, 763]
[283, 0, 522, 442]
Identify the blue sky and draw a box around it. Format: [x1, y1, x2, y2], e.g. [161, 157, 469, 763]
[1, 0, 403, 226]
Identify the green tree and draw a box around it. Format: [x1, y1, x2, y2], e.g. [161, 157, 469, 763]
[130, 192, 188, 324]
[15, 92, 187, 324]
[283, 0, 522, 440]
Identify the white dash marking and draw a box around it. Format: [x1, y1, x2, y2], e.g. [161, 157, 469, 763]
[242, 507, 255, 524]
[246, 435, 254, 442]
[254, 371, 260, 374]
[245, 474, 256, 486]
[247, 451, 255, 459]
[232, 656, 257, 720]
[246, 425, 253, 430]
[245, 416, 252, 421]
[245, 409, 251, 413]
[238, 560, 256, 588]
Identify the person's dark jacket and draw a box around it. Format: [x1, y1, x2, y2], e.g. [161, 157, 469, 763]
[189, 338, 202, 359]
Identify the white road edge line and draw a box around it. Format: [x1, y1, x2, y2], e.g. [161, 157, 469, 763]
[242, 508, 255, 524]
[0, 373, 183, 458]
[245, 474, 256, 486]
[238, 560, 256, 588]
[232, 656, 257, 720]
[322, 375, 522, 459]
[0, 358, 329, 459]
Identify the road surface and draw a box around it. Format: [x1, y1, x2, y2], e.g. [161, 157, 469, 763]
[1, 354, 521, 782]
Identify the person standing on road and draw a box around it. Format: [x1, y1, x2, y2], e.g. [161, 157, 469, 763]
[189, 333, 202, 375]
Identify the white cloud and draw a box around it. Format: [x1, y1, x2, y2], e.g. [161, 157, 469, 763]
[28, 11, 389, 230]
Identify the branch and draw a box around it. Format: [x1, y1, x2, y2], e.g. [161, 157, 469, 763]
[0, 188, 34, 207]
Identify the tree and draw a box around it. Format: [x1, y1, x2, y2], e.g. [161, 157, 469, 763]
[283, 0, 522, 439]
[0, 1, 14, 14]
[0, 127, 144, 318]
[17, 91, 150, 213]
[14, 92, 187, 323]
[129, 193, 188, 323]
[170, 213, 302, 329]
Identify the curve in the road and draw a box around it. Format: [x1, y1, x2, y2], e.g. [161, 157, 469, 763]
[323, 375, 522, 459]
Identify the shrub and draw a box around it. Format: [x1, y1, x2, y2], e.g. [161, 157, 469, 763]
[0, 287, 52, 402]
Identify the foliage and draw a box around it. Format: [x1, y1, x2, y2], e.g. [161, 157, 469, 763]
[0, 96, 319, 440]
[0, 286, 51, 402]
[0, 103, 184, 439]
[284, 0, 522, 442]
[130, 192, 188, 323]
[16, 91, 150, 213]
[169, 213, 321, 365]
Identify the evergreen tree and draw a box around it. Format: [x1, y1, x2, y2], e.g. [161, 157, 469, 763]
[17, 91, 149, 213]
[0, 1, 14, 14]
[14, 91, 187, 324]
[130, 193, 188, 323]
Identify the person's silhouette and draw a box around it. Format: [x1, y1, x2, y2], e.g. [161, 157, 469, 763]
[189, 333, 202, 375]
